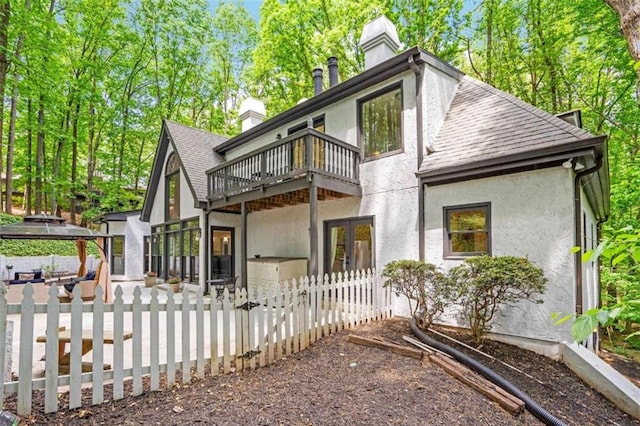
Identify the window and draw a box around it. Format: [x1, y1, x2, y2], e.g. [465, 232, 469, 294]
[166, 153, 180, 220]
[111, 236, 125, 275]
[151, 219, 200, 282]
[359, 84, 402, 159]
[444, 203, 491, 257]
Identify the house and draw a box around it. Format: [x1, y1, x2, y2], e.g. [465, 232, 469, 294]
[93, 210, 151, 280]
[141, 16, 609, 355]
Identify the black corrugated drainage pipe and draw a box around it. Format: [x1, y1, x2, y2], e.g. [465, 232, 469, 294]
[410, 320, 567, 426]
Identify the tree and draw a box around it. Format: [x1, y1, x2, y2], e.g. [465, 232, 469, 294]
[382, 260, 451, 329]
[604, 1, 640, 64]
[449, 256, 547, 344]
[251, 0, 388, 113]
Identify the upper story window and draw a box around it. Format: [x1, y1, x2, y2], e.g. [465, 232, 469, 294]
[288, 116, 325, 135]
[444, 203, 491, 258]
[166, 153, 180, 220]
[358, 84, 402, 160]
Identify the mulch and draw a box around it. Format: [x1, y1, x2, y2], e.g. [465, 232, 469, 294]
[7, 318, 640, 425]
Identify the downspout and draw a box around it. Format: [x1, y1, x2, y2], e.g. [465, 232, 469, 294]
[204, 210, 210, 291]
[593, 216, 608, 350]
[409, 55, 427, 262]
[573, 154, 603, 315]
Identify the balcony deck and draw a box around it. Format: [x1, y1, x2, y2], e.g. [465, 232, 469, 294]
[207, 128, 361, 213]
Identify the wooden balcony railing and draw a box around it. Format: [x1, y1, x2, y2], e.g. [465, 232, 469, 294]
[207, 128, 360, 200]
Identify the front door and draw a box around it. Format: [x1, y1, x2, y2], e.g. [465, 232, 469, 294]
[324, 217, 374, 275]
[211, 227, 234, 279]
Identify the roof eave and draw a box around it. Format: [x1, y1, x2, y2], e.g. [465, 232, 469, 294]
[417, 135, 607, 185]
[141, 121, 170, 222]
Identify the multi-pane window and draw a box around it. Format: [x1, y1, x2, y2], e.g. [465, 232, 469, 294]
[166, 153, 180, 220]
[111, 236, 125, 275]
[359, 84, 402, 159]
[444, 203, 491, 257]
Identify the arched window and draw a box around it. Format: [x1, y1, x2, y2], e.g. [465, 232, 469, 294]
[166, 153, 180, 220]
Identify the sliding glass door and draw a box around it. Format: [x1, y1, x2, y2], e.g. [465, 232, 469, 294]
[325, 217, 374, 275]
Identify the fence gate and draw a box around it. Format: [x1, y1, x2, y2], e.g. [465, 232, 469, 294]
[234, 280, 313, 371]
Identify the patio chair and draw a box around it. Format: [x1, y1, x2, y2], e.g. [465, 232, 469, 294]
[212, 276, 238, 301]
[61, 270, 98, 302]
[224, 276, 239, 295]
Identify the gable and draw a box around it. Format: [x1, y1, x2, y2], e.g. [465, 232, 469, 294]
[141, 120, 227, 221]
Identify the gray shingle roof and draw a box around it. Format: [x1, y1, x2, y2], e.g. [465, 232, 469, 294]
[419, 76, 600, 175]
[164, 120, 227, 202]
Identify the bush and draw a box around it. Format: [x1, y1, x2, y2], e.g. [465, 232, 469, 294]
[448, 255, 547, 343]
[382, 260, 451, 329]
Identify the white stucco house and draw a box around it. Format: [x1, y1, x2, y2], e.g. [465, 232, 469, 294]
[93, 210, 151, 281]
[140, 17, 609, 355]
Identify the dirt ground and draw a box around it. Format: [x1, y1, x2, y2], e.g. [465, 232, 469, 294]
[9, 318, 640, 425]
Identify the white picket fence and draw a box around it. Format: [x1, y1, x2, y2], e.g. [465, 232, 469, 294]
[0, 269, 391, 416]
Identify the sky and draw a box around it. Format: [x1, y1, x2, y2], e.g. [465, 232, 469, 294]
[210, 0, 264, 21]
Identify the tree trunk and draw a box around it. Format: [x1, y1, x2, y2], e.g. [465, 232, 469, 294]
[25, 98, 32, 214]
[35, 94, 45, 214]
[605, 1, 640, 67]
[0, 0, 10, 212]
[6, 75, 18, 214]
[485, 0, 493, 85]
[5, 0, 28, 214]
[70, 101, 80, 224]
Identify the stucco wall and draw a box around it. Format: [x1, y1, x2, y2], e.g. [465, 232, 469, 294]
[423, 167, 576, 343]
[422, 65, 459, 155]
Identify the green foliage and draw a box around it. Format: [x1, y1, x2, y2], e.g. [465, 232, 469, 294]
[575, 227, 640, 340]
[251, 0, 388, 112]
[554, 305, 629, 344]
[0, 213, 21, 225]
[382, 260, 451, 328]
[448, 256, 548, 343]
[0, 239, 99, 257]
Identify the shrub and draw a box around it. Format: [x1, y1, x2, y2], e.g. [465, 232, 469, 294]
[448, 255, 547, 343]
[382, 260, 451, 329]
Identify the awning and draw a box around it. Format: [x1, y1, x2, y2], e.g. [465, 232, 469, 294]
[0, 214, 113, 303]
[0, 214, 109, 240]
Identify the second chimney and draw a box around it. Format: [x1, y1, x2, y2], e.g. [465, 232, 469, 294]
[359, 16, 401, 70]
[313, 68, 323, 96]
[328, 57, 339, 87]
[239, 97, 266, 132]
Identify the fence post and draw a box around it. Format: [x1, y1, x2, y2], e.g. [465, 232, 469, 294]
[133, 286, 144, 394]
[150, 288, 160, 390]
[92, 286, 106, 405]
[17, 285, 35, 416]
[0, 282, 8, 406]
[113, 286, 125, 400]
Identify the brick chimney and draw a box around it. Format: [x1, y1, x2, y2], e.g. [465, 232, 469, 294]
[359, 16, 401, 70]
[238, 97, 266, 132]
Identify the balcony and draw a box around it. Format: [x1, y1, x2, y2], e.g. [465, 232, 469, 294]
[207, 128, 361, 213]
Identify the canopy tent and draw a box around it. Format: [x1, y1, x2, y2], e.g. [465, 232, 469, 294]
[0, 214, 112, 303]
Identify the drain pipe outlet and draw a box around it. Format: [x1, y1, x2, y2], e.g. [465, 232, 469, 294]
[410, 320, 567, 426]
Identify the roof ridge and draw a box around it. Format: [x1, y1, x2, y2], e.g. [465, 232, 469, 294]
[164, 119, 228, 139]
[462, 76, 595, 140]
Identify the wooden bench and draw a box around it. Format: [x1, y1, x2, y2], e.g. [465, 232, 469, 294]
[37, 327, 133, 374]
